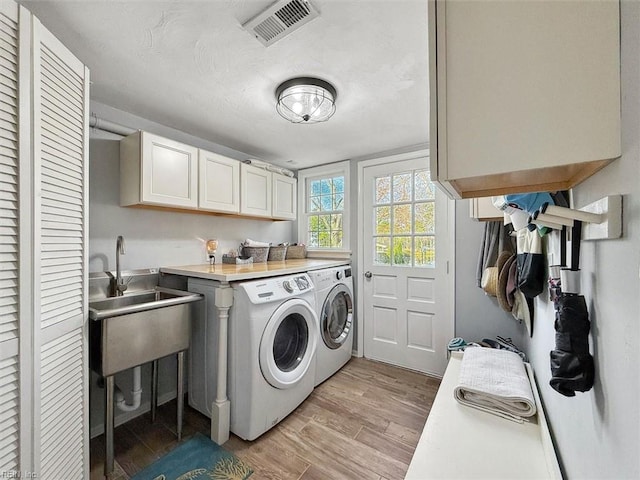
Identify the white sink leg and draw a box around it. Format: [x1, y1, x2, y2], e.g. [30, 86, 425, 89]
[211, 282, 233, 444]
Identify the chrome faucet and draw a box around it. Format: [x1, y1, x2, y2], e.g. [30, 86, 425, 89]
[115, 235, 127, 296]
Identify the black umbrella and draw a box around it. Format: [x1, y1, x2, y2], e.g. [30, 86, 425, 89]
[549, 221, 595, 396]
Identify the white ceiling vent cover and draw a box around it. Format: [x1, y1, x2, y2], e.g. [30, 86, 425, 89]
[242, 0, 320, 47]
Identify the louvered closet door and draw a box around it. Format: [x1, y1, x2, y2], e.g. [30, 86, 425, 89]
[33, 18, 89, 479]
[0, 1, 23, 474]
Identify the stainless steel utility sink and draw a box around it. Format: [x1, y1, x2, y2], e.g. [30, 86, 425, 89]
[89, 287, 202, 377]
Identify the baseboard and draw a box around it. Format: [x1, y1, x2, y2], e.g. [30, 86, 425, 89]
[90, 390, 178, 439]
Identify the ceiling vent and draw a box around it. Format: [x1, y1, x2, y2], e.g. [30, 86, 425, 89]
[242, 0, 320, 47]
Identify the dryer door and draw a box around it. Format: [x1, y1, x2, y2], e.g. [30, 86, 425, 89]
[260, 298, 318, 389]
[321, 284, 354, 350]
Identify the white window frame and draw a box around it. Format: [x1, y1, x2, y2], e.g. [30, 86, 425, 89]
[297, 161, 351, 255]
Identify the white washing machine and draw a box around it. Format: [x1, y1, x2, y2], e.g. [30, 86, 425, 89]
[228, 273, 318, 440]
[307, 265, 354, 386]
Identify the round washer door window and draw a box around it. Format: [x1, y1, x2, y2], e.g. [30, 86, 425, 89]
[260, 298, 318, 389]
[321, 284, 353, 349]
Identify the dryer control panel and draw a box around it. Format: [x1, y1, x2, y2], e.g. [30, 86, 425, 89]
[239, 273, 314, 304]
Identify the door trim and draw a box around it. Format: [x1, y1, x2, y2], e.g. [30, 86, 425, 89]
[356, 150, 456, 371]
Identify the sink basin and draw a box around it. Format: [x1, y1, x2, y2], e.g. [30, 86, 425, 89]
[89, 287, 201, 320]
[89, 287, 202, 377]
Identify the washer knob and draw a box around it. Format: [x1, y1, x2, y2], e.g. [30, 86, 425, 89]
[336, 270, 344, 280]
[283, 280, 294, 293]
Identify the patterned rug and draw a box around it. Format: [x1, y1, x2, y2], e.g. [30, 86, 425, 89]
[131, 433, 253, 480]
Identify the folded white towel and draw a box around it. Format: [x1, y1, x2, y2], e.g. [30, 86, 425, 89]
[454, 347, 537, 423]
[243, 238, 270, 247]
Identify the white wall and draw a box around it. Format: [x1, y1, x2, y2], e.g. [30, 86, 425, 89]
[454, 205, 526, 346]
[88, 101, 294, 435]
[523, 2, 640, 478]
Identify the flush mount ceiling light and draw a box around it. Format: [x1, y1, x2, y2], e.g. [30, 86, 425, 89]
[275, 77, 337, 123]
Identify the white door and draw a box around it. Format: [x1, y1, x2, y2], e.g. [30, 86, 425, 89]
[362, 156, 454, 376]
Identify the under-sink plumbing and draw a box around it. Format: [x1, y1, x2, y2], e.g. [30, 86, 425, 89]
[114, 366, 142, 412]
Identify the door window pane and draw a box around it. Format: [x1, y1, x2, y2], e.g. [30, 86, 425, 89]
[415, 202, 435, 234]
[376, 176, 391, 204]
[415, 170, 435, 200]
[393, 204, 411, 234]
[375, 237, 391, 265]
[393, 236, 412, 266]
[415, 236, 435, 267]
[375, 206, 391, 235]
[393, 173, 412, 202]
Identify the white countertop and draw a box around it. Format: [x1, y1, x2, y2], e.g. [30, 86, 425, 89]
[161, 258, 350, 282]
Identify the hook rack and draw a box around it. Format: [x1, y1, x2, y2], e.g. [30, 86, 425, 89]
[526, 195, 621, 240]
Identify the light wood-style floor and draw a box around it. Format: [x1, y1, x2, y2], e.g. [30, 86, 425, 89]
[90, 357, 441, 480]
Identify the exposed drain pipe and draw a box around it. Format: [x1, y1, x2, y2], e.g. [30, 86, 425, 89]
[114, 366, 142, 412]
[89, 113, 136, 137]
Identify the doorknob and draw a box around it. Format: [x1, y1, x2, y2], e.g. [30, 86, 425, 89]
[364, 271, 372, 278]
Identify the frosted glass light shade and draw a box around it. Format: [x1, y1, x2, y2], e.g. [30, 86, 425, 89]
[276, 77, 337, 124]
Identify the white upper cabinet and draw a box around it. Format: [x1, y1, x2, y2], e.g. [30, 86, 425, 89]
[469, 197, 502, 222]
[429, 0, 621, 199]
[120, 131, 199, 209]
[272, 174, 297, 220]
[240, 163, 272, 217]
[199, 150, 240, 213]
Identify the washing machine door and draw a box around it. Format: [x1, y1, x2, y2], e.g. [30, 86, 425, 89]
[321, 284, 353, 350]
[260, 298, 318, 389]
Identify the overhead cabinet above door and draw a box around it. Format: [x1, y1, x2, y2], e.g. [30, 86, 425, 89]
[429, 0, 621, 199]
[120, 131, 199, 209]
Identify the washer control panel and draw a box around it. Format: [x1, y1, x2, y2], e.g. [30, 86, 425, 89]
[239, 273, 314, 304]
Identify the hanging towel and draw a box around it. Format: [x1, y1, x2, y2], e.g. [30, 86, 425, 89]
[454, 347, 537, 423]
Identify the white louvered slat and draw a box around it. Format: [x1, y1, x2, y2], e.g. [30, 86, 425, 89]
[0, 5, 18, 347]
[0, 356, 19, 473]
[40, 329, 85, 479]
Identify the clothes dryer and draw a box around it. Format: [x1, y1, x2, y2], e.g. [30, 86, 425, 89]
[227, 273, 318, 440]
[307, 266, 354, 386]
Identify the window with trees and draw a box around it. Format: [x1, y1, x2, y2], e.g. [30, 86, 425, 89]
[298, 161, 350, 251]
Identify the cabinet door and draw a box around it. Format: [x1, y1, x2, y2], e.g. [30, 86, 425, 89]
[272, 174, 297, 220]
[198, 150, 240, 213]
[141, 132, 198, 208]
[430, 0, 620, 199]
[469, 197, 502, 221]
[240, 163, 272, 217]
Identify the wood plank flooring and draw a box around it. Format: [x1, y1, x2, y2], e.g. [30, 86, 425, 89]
[90, 357, 441, 480]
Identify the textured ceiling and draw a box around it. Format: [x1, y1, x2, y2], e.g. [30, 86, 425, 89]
[22, 0, 429, 169]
